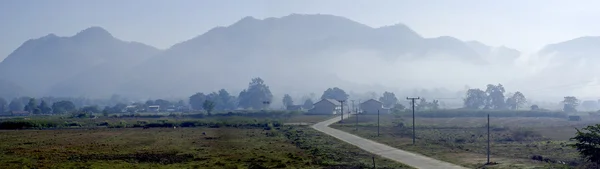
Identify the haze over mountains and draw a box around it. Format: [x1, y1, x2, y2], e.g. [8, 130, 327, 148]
[0, 14, 598, 102]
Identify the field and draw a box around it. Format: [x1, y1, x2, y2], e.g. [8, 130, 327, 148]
[0, 113, 410, 169]
[331, 113, 600, 169]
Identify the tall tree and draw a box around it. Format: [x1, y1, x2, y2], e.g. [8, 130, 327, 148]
[417, 98, 428, 110]
[154, 99, 172, 109]
[52, 100, 76, 114]
[189, 92, 207, 110]
[203, 100, 215, 115]
[0, 97, 7, 113]
[431, 100, 440, 110]
[320, 87, 349, 101]
[24, 98, 37, 113]
[379, 91, 398, 108]
[238, 77, 273, 109]
[217, 89, 236, 110]
[8, 99, 23, 111]
[485, 84, 506, 109]
[512, 91, 527, 110]
[302, 99, 314, 110]
[282, 94, 294, 107]
[464, 88, 487, 109]
[81, 105, 101, 113]
[563, 96, 580, 112]
[38, 100, 52, 114]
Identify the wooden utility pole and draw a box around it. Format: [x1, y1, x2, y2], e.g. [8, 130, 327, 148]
[338, 100, 346, 123]
[407, 97, 420, 145]
[377, 109, 380, 136]
[487, 113, 490, 164]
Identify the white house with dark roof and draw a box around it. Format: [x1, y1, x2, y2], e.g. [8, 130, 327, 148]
[360, 99, 389, 114]
[308, 99, 342, 114]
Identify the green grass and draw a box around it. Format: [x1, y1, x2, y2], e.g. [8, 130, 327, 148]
[0, 114, 410, 169]
[333, 114, 587, 169]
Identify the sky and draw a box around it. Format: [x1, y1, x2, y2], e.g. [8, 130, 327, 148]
[1, 0, 600, 61]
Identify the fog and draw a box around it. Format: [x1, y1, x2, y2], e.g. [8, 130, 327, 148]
[1, 13, 600, 110]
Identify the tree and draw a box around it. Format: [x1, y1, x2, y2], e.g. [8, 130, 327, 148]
[189, 93, 207, 110]
[81, 105, 101, 113]
[485, 84, 506, 109]
[463, 88, 487, 109]
[571, 124, 600, 165]
[145, 100, 155, 106]
[0, 97, 7, 113]
[154, 99, 172, 109]
[203, 100, 215, 115]
[379, 92, 398, 108]
[512, 92, 527, 110]
[38, 100, 52, 114]
[530, 104, 539, 111]
[563, 96, 580, 112]
[24, 98, 37, 113]
[238, 77, 273, 109]
[302, 99, 314, 110]
[417, 98, 428, 110]
[217, 89, 236, 110]
[282, 94, 294, 107]
[320, 87, 349, 101]
[431, 100, 440, 110]
[8, 99, 23, 111]
[111, 103, 128, 113]
[52, 101, 76, 114]
[391, 103, 406, 114]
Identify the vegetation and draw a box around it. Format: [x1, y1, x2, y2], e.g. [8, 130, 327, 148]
[320, 87, 349, 101]
[332, 114, 595, 168]
[0, 114, 408, 168]
[571, 124, 600, 168]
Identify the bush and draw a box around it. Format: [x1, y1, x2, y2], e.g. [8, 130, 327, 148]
[0, 120, 61, 129]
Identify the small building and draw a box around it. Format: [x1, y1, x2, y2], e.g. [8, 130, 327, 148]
[360, 99, 389, 114]
[11, 111, 30, 116]
[286, 105, 304, 111]
[147, 105, 160, 112]
[308, 99, 341, 115]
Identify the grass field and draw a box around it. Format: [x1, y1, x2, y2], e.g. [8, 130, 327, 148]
[331, 114, 596, 169]
[0, 114, 410, 169]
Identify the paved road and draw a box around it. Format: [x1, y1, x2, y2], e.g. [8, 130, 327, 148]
[311, 115, 467, 169]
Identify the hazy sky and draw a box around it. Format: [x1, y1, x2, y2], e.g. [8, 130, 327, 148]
[1, 0, 600, 61]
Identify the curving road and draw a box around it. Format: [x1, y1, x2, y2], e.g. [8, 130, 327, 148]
[311, 115, 467, 169]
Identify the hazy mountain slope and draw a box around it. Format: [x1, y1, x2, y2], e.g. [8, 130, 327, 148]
[0, 27, 160, 97]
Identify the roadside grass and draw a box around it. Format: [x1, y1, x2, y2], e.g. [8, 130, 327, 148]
[332, 114, 588, 169]
[0, 114, 410, 168]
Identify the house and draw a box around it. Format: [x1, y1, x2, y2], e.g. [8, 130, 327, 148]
[359, 99, 389, 114]
[286, 105, 304, 111]
[123, 105, 137, 113]
[11, 111, 30, 116]
[308, 99, 342, 115]
[147, 105, 160, 112]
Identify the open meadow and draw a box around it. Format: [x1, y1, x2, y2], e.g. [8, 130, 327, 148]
[0, 112, 410, 169]
[331, 111, 600, 169]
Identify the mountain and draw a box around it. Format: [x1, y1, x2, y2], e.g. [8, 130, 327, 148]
[116, 14, 513, 98]
[0, 14, 523, 99]
[0, 27, 161, 97]
[465, 41, 520, 64]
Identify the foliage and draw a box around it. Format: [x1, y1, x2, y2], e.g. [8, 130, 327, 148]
[563, 96, 580, 112]
[571, 124, 600, 165]
[52, 100, 76, 114]
[413, 109, 567, 118]
[485, 84, 506, 109]
[24, 98, 38, 113]
[506, 92, 527, 110]
[531, 104, 540, 111]
[0, 97, 7, 113]
[379, 91, 398, 108]
[238, 77, 273, 110]
[302, 99, 314, 110]
[38, 100, 52, 114]
[320, 87, 348, 101]
[464, 88, 487, 109]
[282, 94, 293, 107]
[189, 92, 206, 110]
[203, 100, 215, 115]
[8, 98, 23, 111]
[81, 105, 101, 113]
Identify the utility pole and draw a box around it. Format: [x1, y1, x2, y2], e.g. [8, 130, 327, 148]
[407, 97, 420, 145]
[338, 100, 346, 123]
[487, 113, 490, 164]
[377, 109, 380, 136]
